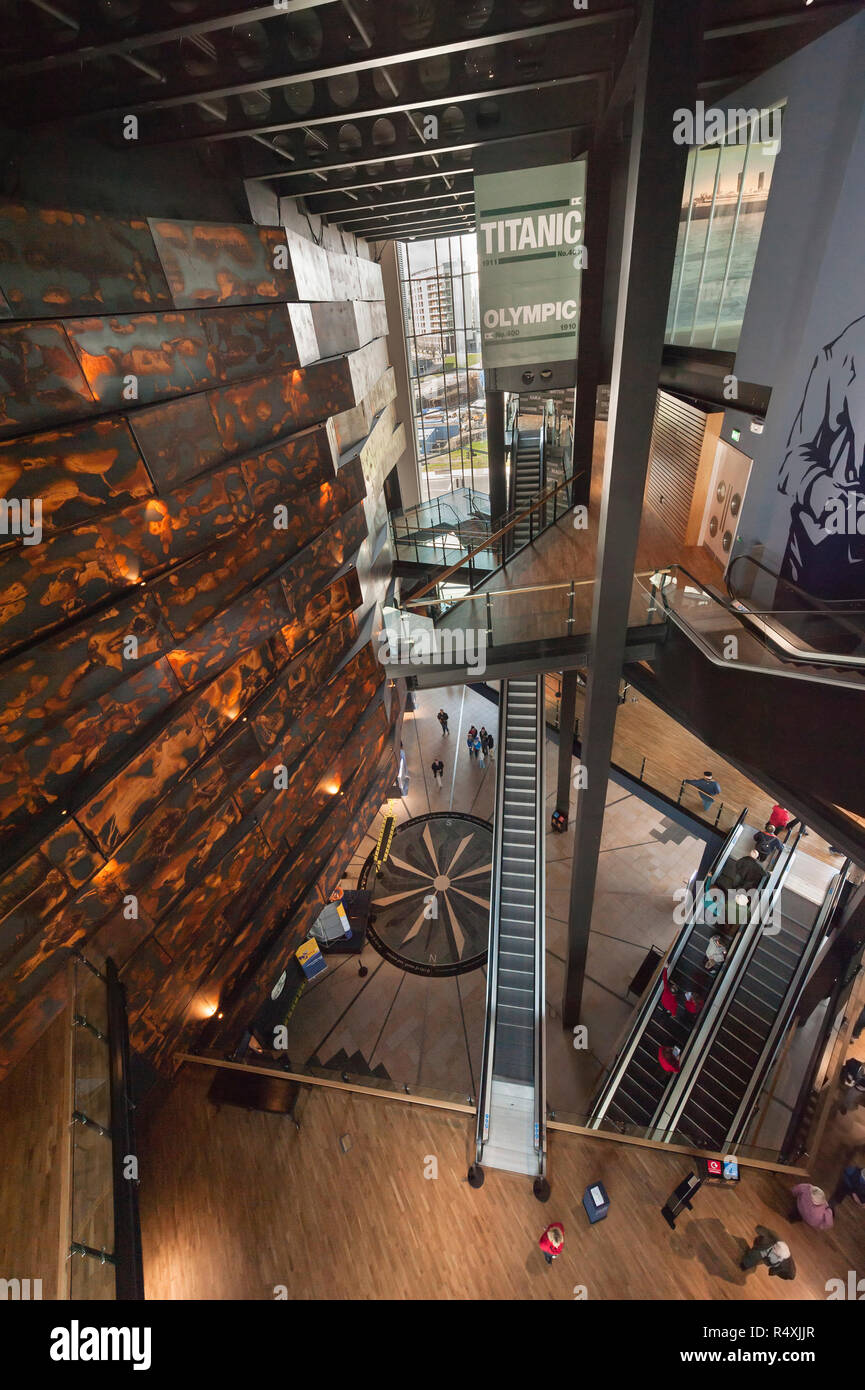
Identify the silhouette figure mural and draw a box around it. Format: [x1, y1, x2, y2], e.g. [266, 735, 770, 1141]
[778, 313, 865, 599]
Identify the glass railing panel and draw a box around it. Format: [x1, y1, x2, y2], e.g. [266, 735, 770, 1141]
[70, 1121, 114, 1262]
[545, 1108, 793, 1164]
[68, 1250, 117, 1301]
[73, 1023, 111, 1133]
[489, 589, 571, 648]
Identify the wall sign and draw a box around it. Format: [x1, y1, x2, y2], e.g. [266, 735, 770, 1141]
[474, 160, 586, 374]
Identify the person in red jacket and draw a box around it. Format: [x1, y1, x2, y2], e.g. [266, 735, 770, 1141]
[539, 1222, 564, 1264]
[660, 967, 679, 1017]
[683, 990, 704, 1018]
[768, 805, 791, 831]
[658, 1044, 681, 1073]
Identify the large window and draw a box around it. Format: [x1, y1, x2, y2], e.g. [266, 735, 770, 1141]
[397, 234, 487, 503]
[666, 106, 783, 351]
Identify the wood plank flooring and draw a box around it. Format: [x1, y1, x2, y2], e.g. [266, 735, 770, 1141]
[139, 1066, 865, 1301]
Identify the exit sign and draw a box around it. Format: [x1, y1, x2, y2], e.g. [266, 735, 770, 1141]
[731, 428, 741, 442]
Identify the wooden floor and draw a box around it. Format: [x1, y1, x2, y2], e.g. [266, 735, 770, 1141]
[139, 1066, 865, 1300]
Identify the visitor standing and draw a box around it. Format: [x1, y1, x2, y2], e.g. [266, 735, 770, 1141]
[538, 1223, 564, 1265]
[437, 709, 450, 735]
[683, 771, 721, 812]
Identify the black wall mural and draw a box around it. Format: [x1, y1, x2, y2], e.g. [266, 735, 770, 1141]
[778, 312, 865, 599]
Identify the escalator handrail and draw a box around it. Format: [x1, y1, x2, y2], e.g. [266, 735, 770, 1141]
[588, 811, 749, 1128]
[532, 674, 546, 1173]
[656, 829, 804, 1141]
[474, 680, 511, 1163]
[657, 565, 865, 671]
[727, 553, 865, 616]
[726, 858, 851, 1146]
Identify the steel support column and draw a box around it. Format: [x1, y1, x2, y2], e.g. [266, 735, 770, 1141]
[562, 0, 704, 1028]
[556, 671, 579, 816]
[486, 389, 508, 522]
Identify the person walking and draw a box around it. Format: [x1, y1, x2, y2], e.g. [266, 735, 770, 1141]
[789, 1184, 834, 1229]
[437, 709, 450, 735]
[479, 727, 489, 756]
[473, 735, 483, 765]
[830, 1163, 865, 1210]
[466, 726, 477, 758]
[485, 729, 494, 759]
[839, 1058, 865, 1113]
[683, 771, 721, 812]
[741, 1227, 796, 1280]
[538, 1222, 564, 1265]
[431, 759, 444, 788]
[477, 740, 486, 770]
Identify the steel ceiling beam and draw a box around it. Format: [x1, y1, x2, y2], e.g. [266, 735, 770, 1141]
[364, 219, 475, 241]
[247, 105, 593, 186]
[132, 63, 609, 150]
[334, 198, 477, 232]
[326, 194, 476, 228]
[39, 6, 633, 123]
[8, 0, 335, 77]
[305, 177, 476, 218]
[704, 0, 861, 40]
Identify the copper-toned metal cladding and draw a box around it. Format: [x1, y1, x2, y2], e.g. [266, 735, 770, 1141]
[237, 423, 335, 511]
[0, 320, 96, 438]
[0, 203, 171, 318]
[147, 219, 295, 309]
[0, 518, 123, 656]
[0, 595, 168, 749]
[202, 304, 300, 383]
[128, 390, 224, 490]
[188, 642, 277, 742]
[248, 611, 359, 754]
[0, 417, 153, 543]
[207, 361, 356, 456]
[64, 311, 218, 409]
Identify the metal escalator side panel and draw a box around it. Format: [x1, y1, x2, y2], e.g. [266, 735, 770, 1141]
[723, 857, 851, 1146]
[533, 674, 547, 1174]
[588, 811, 750, 1130]
[655, 833, 804, 1146]
[474, 681, 512, 1161]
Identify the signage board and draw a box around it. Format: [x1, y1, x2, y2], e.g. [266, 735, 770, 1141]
[474, 160, 586, 382]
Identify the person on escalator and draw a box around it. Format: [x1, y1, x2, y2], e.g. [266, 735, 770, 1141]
[683, 990, 704, 1018]
[733, 850, 765, 892]
[658, 1044, 681, 1073]
[704, 934, 728, 973]
[660, 967, 679, 1018]
[538, 1222, 564, 1264]
[754, 826, 783, 858]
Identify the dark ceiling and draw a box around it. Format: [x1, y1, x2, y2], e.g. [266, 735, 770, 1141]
[0, 0, 859, 238]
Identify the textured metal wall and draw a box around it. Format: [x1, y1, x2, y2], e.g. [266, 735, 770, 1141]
[0, 202, 403, 1080]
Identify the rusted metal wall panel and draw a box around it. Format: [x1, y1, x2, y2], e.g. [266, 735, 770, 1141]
[147, 219, 295, 309]
[0, 203, 171, 318]
[0, 321, 96, 438]
[64, 311, 218, 409]
[0, 418, 152, 542]
[0, 203, 403, 1081]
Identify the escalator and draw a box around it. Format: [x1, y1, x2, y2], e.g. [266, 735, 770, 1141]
[628, 565, 865, 826]
[510, 426, 543, 548]
[660, 852, 848, 1153]
[590, 815, 749, 1135]
[473, 676, 547, 1190]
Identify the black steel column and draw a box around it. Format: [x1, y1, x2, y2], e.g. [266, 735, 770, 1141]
[485, 387, 508, 521]
[570, 131, 614, 510]
[556, 671, 579, 816]
[562, 0, 704, 1027]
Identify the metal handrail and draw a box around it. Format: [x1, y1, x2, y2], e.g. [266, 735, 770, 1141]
[655, 828, 804, 1140]
[408, 471, 580, 602]
[648, 569, 865, 689]
[474, 680, 511, 1163]
[727, 553, 865, 615]
[726, 858, 851, 1146]
[589, 811, 748, 1128]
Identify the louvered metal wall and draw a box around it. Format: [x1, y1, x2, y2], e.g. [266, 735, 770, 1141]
[645, 390, 707, 544]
